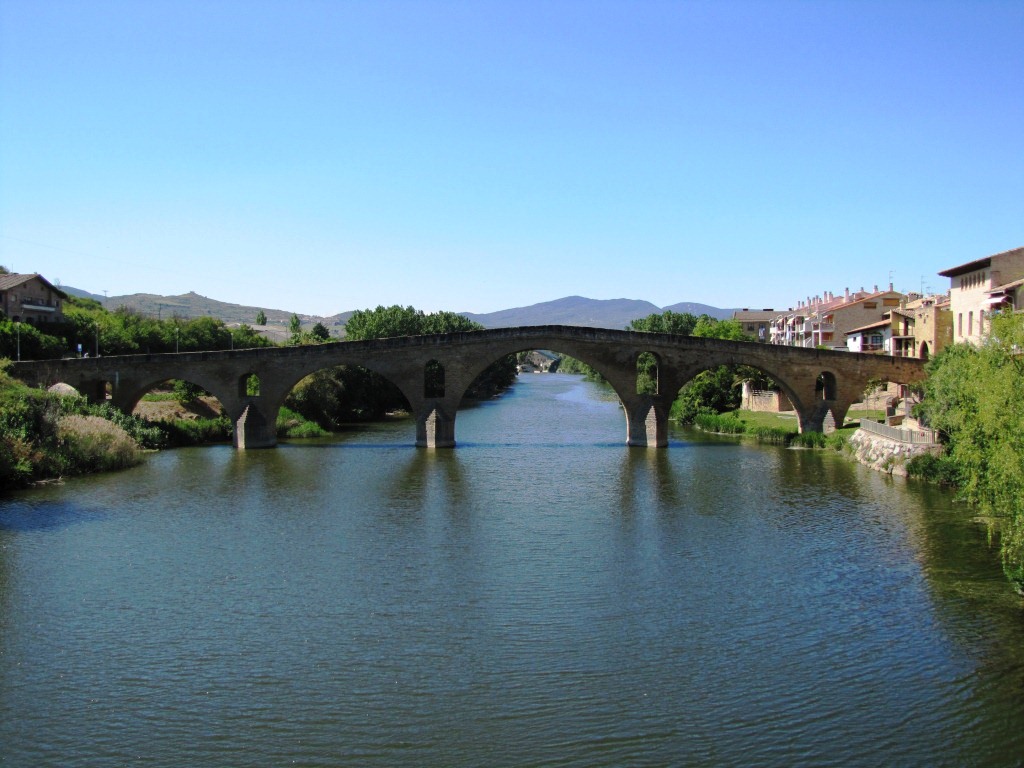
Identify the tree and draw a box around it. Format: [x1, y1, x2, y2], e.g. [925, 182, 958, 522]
[310, 322, 331, 342]
[172, 379, 204, 405]
[255, 309, 267, 326]
[919, 311, 1024, 591]
[288, 314, 302, 343]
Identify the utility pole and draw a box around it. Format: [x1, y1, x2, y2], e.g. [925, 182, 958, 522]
[15, 321, 20, 361]
[95, 323, 100, 357]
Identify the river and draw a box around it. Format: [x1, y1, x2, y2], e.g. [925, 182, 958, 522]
[1, 373, 1022, 767]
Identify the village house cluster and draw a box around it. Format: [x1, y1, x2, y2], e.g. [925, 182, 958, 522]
[733, 246, 1024, 360]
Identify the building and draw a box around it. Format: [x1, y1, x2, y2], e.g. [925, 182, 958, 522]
[770, 286, 905, 350]
[938, 246, 1024, 345]
[887, 294, 952, 360]
[845, 319, 891, 353]
[0, 273, 67, 325]
[731, 309, 776, 342]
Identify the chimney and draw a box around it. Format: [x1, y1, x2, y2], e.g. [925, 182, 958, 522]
[873, 284, 878, 293]
[889, 282, 893, 291]
[845, 287, 850, 300]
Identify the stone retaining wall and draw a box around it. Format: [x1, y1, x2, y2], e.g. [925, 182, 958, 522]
[847, 428, 943, 476]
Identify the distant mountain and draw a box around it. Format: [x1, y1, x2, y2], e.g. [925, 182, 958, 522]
[62, 285, 734, 334]
[461, 296, 735, 329]
[93, 291, 352, 329]
[461, 296, 660, 329]
[61, 286, 107, 303]
[661, 302, 734, 320]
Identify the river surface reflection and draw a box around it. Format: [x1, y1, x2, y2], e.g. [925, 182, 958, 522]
[1, 373, 1022, 767]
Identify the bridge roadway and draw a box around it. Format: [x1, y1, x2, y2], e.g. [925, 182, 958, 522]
[10, 325, 927, 449]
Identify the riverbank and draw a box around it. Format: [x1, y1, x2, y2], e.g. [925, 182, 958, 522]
[693, 408, 946, 477]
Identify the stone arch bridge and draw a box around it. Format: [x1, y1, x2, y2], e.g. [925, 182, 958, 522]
[10, 325, 926, 449]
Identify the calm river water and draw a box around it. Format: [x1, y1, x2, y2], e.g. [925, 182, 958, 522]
[2, 373, 1023, 767]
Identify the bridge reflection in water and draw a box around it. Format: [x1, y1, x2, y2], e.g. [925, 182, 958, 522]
[11, 325, 926, 450]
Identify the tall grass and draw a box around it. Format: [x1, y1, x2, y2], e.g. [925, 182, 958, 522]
[692, 410, 848, 452]
[57, 415, 144, 474]
[277, 406, 329, 438]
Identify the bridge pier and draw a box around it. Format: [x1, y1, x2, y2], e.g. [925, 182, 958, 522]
[234, 402, 278, 449]
[624, 398, 669, 448]
[417, 405, 456, 448]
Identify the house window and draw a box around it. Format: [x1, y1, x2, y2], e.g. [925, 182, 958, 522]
[968, 312, 973, 336]
[958, 313, 963, 335]
[863, 302, 877, 309]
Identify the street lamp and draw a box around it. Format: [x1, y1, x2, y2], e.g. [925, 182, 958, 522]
[175, 326, 179, 353]
[15, 321, 20, 361]
[94, 323, 100, 357]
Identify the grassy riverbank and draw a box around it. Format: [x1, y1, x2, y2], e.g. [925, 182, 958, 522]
[1, 364, 159, 490]
[692, 409, 853, 450]
[0, 364, 332, 492]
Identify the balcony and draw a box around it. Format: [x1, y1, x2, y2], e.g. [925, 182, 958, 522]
[21, 302, 56, 312]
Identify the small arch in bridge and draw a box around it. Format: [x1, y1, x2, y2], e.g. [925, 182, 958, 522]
[816, 371, 837, 400]
[84, 379, 111, 403]
[425, 359, 445, 399]
[239, 372, 261, 398]
[636, 351, 660, 395]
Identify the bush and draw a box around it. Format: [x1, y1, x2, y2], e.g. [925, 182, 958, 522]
[277, 406, 328, 438]
[57, 415, 144, 474]
[906, 452, 960, 485]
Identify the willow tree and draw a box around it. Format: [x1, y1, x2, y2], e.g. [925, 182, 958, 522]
[920, 311, 1024, 591]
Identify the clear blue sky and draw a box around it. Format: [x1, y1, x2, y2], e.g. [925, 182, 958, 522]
[1, 0, 1021, 316]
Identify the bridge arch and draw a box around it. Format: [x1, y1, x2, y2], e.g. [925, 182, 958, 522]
[434, 341, 662, 448]
[265, 361, 419, 436]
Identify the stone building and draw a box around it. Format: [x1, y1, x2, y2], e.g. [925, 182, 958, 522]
[0, 273, 67, 325]
[887, 294, 952, 360]
[731, 309, 776, 342]
[938, 246, 1024, 345]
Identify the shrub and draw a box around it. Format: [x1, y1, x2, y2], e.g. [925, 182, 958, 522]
[57, 415, 144, 474]
[277, 406, 328, 438]
[906, 452, 960, 486]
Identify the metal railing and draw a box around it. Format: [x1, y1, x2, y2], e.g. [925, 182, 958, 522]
[858, 419, 939, 445]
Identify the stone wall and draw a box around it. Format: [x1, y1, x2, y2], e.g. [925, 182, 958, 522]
[741, 382, 793, 412]
[847, 428, 942, 476]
